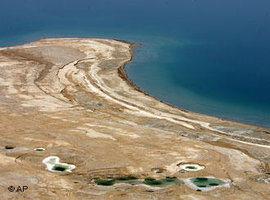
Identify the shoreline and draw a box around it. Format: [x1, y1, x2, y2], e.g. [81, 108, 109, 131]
[118, 42, 270, 150]
[0, 37, 269, 199]
[1, 36, 267, 128]
[118, 41, 269, 130]
[0, 37, 269, 144]
[1, 37, 269, 128]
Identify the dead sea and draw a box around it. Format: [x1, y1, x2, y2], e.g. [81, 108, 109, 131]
[1, 0, 270, 128]
[0, 38, 269, 199]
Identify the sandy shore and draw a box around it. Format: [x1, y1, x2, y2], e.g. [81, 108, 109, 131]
[0, 38, 269, 200]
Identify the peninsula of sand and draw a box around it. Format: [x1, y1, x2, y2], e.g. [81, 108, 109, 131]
[0, 38, 269, 200]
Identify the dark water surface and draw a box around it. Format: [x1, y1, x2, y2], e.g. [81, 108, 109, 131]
[0, 0, 269, 127]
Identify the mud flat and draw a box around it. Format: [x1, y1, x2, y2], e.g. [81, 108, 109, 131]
[0, 38, 269, 200]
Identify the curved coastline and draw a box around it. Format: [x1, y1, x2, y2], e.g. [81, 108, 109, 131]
[119, 42, 269, 130]
[118, 43, 188, 114]
[0, 37, 269, 148]
[123, 41, 270, 129]
[0, 38, 270, 199]
[121, 42, 270, 149]
[1, 37, 270, 148]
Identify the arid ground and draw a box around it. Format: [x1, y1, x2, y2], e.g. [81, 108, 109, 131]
[0, 38, 269, 200]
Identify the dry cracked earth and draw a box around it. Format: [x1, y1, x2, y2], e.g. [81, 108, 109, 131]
[0, 38, 269, 200]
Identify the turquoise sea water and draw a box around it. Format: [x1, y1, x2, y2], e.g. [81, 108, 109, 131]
[0, 0, 269, 127]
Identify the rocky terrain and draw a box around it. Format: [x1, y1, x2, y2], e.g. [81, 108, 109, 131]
[0, 38, 269, 200]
